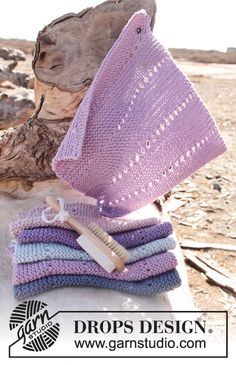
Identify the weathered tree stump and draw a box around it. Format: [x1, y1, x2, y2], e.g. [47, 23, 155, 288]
[0, 0, 156, 185]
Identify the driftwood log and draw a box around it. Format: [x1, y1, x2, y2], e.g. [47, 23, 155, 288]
[185, 253, 236, 294]
[0, 0, 156, 186]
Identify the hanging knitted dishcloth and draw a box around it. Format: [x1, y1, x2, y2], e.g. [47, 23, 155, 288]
[52, 10, 226, 217]
[16, 221, 173, 248]
[14, 269, 181, 300]
[9, 201, 160, 237]
[13, 251, 177, 285]
[8, 236, 176, 264]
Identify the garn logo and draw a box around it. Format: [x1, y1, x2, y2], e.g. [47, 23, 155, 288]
[9, 300, 60, 352]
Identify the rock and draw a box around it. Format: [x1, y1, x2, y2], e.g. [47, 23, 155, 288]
[205, 174, 213, 180]
[179, 221, 195, 227]
[0, 47, 26, 61]
[0, 87, 35, 129]
[1, 82, 15, 90]
[205, 208, 216, 213]
[227, 234, 236, 239]
[165, 197, 186, 212]
[5, 60, 17, 72]
[213, 183, 222, 192]
[0, 62, 31, 88]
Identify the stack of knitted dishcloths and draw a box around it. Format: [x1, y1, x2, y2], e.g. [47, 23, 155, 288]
[7, 201, 181, 300]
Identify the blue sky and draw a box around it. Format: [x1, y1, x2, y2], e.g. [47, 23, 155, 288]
[0, 0, 235, 51]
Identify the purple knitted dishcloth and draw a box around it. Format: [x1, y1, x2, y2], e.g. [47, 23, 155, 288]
[9, 201, 160, 237]
[17, 221, 173, 249]
[13, 251, 177, 285]
[52, 10, 226, 217]
[14, 269, 181, 300]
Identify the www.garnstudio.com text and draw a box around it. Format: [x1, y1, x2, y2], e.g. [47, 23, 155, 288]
[74, 337, 206, 351]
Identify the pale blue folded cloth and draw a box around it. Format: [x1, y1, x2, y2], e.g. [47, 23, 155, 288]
[8, 236, 176, 264]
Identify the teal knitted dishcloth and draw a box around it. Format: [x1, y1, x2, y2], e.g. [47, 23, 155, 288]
[8, 236, 176, 264]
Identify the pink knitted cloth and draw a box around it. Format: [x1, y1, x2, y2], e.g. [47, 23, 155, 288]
[9, 201, 160, 237]
[13, 251, 177, 285]
[52, 10, 226, 217]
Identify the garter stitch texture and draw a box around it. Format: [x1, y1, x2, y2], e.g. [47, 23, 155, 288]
[9, 201, 160, 237]
[14, 269, 181, 300]
[9, 236, 176, 264]
[17, 221, 173, 248]
[52, 10, 226, 217]
[13, 252, 177, 285]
